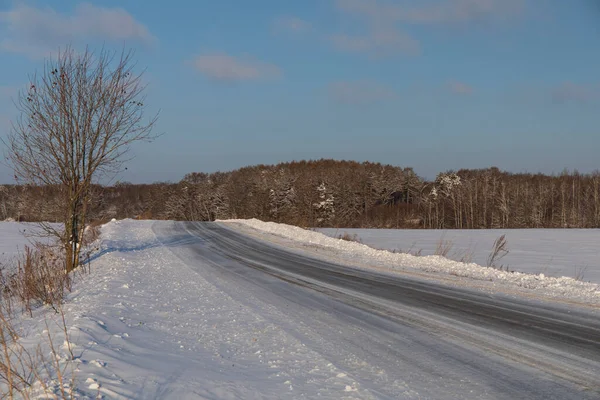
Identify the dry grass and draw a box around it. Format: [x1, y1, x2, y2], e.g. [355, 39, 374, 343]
[451, 247, 475, 264]
[337, 232, 362, 243]
[1, 245, 70, 316]
[574, 266, 588, 282]
[435, 237, 454, 258]
[78, 219, 109, 275]
[0, 223, 104, 398]
[389, 237, 476, 264]
[405, 242, 423, 257]
[0, 303, 35, 399]
[393, 242, 423, 256]
[487, 234, 509, 270]
[0, 302, 76, 399]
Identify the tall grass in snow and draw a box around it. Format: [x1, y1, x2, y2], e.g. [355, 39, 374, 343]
[0, 220, 104, 398]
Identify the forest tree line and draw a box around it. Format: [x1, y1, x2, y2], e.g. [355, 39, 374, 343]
[1, 159, 599, 229]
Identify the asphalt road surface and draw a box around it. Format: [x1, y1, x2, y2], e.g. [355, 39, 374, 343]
[154, 221, 600, 399]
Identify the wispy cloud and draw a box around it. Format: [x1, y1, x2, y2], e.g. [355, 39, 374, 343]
[273, 16, 312, 34]
[328, 81, 396, 104]
[0, 3, 154, 59]
[335, 0, 525, 24]
[447, 80, 474, 95]
[330, 27, 419, 56]
[331, 1, 419, 57]
[330, 0, 525, 57]
[192, 54, 282, 82]
[551, 82, 599, 104]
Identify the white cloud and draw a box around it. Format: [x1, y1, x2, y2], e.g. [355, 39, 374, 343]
[330, 0, 525, 56]
[0, 3, 154, 59]
[551, 82, 599, 104]
[328, 81, 396, 104]
[396, 0, 523, 24]
[335, 0, 525, 24]
[273, 16, 312, 34]
[192, 54, 282, 82]
[330, 26, 419, 56]
[448, 80, 474, 95]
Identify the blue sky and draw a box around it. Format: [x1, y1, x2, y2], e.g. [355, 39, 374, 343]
[0, 0, 599, 183]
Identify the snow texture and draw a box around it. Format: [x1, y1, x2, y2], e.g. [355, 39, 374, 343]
[0, 222, 46, 264]
[318, 228, 600, 284]
[222, 219, 600, 305]
[2, 220, 378, 398]
[1, 219, 599, 399]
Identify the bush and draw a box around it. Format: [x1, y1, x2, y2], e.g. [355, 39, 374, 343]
[5, 245, 69, 316]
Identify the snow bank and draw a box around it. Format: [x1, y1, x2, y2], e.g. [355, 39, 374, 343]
[318, 228, 600, 284]
[222, 219, 600, 304]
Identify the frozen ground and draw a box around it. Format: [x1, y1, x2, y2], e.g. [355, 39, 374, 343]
[1, 220, 599, 399]
[318, 228, 600, 284]
[3, 220, 386, 398]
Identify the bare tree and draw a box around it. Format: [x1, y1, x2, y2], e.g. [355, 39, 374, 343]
[5, 46, 158, 272]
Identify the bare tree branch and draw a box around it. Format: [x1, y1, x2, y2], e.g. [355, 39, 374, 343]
[4, 45, 158, 272]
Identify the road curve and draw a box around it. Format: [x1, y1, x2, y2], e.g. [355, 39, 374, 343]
[154, 221, 600, 400]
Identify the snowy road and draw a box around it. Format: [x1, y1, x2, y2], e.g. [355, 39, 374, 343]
[154, 221, 600, 399]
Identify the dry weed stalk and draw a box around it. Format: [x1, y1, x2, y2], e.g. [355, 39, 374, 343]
[8, 245, 70, 316]
[574, 266, 588, 282]
[451, 247, 475, 264]
[487, 234, 509, 269]
[0, 238, 89, 398]
[435, 236, 454, 257]
[0, 300, 76, 398]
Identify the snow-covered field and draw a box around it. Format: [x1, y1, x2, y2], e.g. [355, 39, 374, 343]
[1, 220, 599, 398]
[225, 219, 600, 305]
[2, 220, 388, 398]
[318, 228, 600, 284]
[0, 222, 42, 264]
